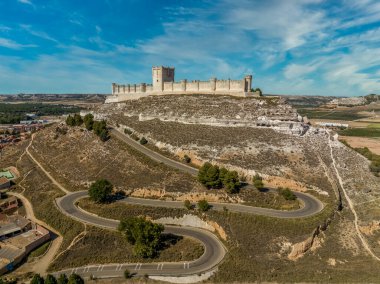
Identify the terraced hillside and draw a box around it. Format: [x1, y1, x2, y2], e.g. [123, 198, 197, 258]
[96, 94, 380, 282]
[98, 95, 333, 195]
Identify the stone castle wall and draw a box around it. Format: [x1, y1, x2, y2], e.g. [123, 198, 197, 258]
[106, 66, 257, 103]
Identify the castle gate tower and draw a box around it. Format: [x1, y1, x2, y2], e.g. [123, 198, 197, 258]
[152, 66, 175, 91]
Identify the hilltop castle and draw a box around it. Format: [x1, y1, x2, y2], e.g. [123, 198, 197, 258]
[106, 66, 258, 103]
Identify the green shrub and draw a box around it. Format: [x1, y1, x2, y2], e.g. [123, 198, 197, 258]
[89, 179, 113, 203]
[45, 274, 57, 284]
[118, 217, 164, 258]
[253, 174, 264, 189]
[57, 274, 68, 284]
[183, 155, 191, 163]
[124, 269, 132, 279]
[278, 187, 297, 201]
[65, 115, 74, 126]
[197, 199, 211, 212]
[124, 128, 132, 135]
[140, 137, 148, 145]
[184, 200, 192, 210]
[31, 274, 44, 284]
[67, 274, 84, 284]
[198, 162, 221, 189]
[83, 113, 94, 130]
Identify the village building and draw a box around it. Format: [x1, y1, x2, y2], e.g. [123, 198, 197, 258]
[0, 178, 10, 191]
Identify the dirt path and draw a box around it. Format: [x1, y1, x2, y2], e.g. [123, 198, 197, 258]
[26, 134, 70, 194]
[9, 192, 63, 275]
[9, 134, 67, 275]
[52, 225, 87, 262]
[328, 132, 380, 261]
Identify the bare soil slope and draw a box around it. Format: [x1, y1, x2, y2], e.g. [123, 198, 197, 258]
[29, 125, 200, 194]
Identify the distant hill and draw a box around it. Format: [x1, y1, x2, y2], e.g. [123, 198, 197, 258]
[0, 94, 107, 103]
[273, 95, 339, 108]
[326, 94, 379, 107]
[364, 94, 380, 104]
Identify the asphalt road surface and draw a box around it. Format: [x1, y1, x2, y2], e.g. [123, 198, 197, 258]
[111, 127, 323, 218]
[55, 191, 226, 278]
[111, 128, 198, 176]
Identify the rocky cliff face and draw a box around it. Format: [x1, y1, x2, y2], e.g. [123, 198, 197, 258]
[99, 94, 306, 134]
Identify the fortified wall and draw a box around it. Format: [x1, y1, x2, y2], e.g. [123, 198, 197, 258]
[106, 66, 259, 103]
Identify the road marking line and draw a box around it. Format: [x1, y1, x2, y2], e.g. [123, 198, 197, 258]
[119, 264, 124, 271]
[100, 265, 104, 271]
[157, 263, 164, 270]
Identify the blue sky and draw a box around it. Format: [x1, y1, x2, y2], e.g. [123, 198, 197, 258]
[0, 0, 379, 96]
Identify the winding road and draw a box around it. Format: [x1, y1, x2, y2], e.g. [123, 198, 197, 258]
[55, 192, 225, 278]
[24, 128, 324, 279]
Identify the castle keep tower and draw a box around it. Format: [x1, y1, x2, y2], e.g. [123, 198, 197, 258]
[152, 66, 175, 91]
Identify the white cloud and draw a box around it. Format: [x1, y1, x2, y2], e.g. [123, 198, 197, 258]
[20, 24, 58, 43]
[18, 0, 32, 5]
[0, 25, 11, 32]
[284, 63, 318, 80]
[0, 37, 36, 49]
[322, 47, 380, 94]
[222, 0, 329, 50]
[0, 45, 138, 93]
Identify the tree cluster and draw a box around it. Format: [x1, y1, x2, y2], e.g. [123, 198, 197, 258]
[0, 103, 80, 124]
[65, 114, 83, 126]
[118, 216, 164, 258]
[251, 88, 263, 96]
[198, 162, 241, 193]
[65, 113, 109, 142]
[93, 120, 110, 142]
[83, 113, 94, 130]
[88, 179, 113, 203]
[30, 273, 83, 284]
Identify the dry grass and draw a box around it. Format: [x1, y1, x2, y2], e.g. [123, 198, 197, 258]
[29, 126, 201, 194]
[49, 227, 204, 271]
[108, 115, 335, 194]
[0, 133, 204, 273]
[79, 195, 380, 282]
[79, 198, 187, 220]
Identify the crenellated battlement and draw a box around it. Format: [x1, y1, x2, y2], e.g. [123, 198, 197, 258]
[106, 66, 257, 103]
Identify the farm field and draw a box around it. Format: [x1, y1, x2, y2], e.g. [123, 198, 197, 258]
[340, 136, 380, 155]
